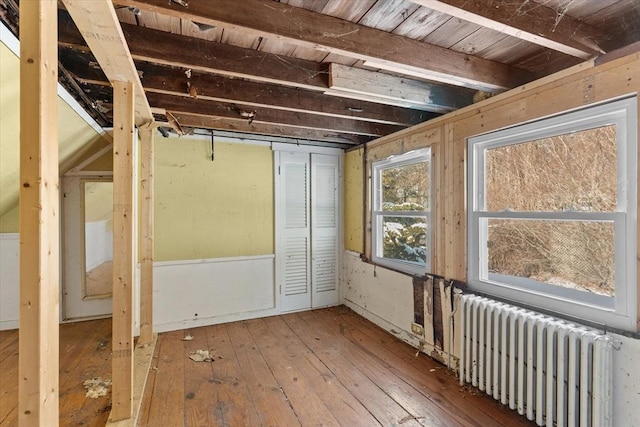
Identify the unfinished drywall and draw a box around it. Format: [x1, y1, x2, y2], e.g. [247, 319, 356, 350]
[154, 137, 273, 261]
[342, 52, 640, 422]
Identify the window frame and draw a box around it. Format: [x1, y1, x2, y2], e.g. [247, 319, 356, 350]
[371, 148, 432, 276]
[467, 97, 637, 331]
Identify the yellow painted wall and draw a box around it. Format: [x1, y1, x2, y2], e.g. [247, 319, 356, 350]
[344, 148, 363, 253]
[0, 206, 18, 232]
[154, 137, 274, 261]
[0, 39, 110, 232]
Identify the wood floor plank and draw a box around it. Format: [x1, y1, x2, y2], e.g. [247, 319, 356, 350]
[0, 330, 18, 362]
[58, 320, 112, 426]
[244, 318, 342, 426]
[332, 307, 535, 427]
[71, 320, 113, 426]
[0, 350, 18, 425]
[1, 320, 113, 427]
[263, 315, 382, 426]
[203, 323, 263, 427]
[182, 327, 219, 426]
[297, 309, 460, 427]
[1, 306, 538, 426]
[282, 313, 423, 427]
[0, 406, 16, 427]
[145, 330, 185, 427]
[224, 321, 301, 427]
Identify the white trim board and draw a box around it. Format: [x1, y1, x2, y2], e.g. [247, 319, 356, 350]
[1, 23, 106, 136]
[154, 254, 274, 267]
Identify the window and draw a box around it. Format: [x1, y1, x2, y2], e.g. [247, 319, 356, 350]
[468, 97, 637, 331]
[372, 148, 431, 275]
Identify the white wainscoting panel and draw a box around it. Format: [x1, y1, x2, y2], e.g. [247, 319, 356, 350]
[0, 233, 19, 330]
[341, 250, 420, 348]
[154, 254, 277, 332]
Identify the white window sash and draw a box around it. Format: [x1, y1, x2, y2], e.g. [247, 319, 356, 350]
[371, 148, 432, 275]
[467, 96, 637, 331]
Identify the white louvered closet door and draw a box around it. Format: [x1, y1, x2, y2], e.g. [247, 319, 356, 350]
[310, 154, 339, 308]
[278, 151, 340, 313]
[280, 151, 312, 312]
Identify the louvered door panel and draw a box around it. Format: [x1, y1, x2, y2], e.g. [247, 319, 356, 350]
[313, 235, 337, 292]
[314, 163, 336, 228]
[279, 151, 312, 311]
[311, 154, 340, 307]
[283, 236, 308, 296]
[285, 163, 307, 229]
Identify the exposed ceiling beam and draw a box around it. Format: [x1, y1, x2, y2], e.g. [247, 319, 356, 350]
[59, 48, 434, 126]
[61, 0, 153, 126]
[84, 82, 405, 137]
[144, 93, 405, 137]
[58, 13, 473, 114]
[411, 0, 606, 59]
[58, 11, 327, 90]
[329, 64, 484, 113]
[113, 0, 532, 91]
[157, 112, 370, 146]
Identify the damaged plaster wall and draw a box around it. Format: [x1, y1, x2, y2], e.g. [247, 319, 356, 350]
[341, 250, 424, 349]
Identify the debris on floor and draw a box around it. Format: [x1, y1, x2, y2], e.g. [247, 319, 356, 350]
[182, 334, 194, 341]
[189, 349, 214, 362]
[83, 377, 111, 399]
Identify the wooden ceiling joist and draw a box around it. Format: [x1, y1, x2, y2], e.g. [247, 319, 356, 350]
[58, 13, 472, 114]
[329, 64, 482, 113]
[58, 48, 433, 126]
[160, 112, 370, 146]
[113, 0, 532, 91]
[61, 0, 153, 126]
[70, 80, 407, 138]
[145, 93, 405, 137]
[412, 0, 606, 59]
[57, 12, 327, 89]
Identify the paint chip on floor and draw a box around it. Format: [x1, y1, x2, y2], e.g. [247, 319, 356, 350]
[189, 349, 214, 362]
[83, 377, 111, 399]
[182, 334, 194, 341]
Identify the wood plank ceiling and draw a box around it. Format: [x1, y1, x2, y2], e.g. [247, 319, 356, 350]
[1, 0, 639, 147]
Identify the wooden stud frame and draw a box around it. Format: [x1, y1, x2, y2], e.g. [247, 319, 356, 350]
[18, 1, 60, 425]
[110, 80, 136, 421]
[138, 124, 155, 345]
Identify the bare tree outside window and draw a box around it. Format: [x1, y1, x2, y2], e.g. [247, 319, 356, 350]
[485, 126, 617, 296]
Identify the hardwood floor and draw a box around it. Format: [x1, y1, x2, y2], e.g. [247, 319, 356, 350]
[139, 307, 534, 427]
[0, 318, 112, 427]
[0, 307, 534, 426]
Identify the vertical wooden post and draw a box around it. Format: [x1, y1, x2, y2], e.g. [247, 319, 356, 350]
[111, 80, 135, 421]
[18, 1, 60, 425]
[138, 124, 155, 345]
